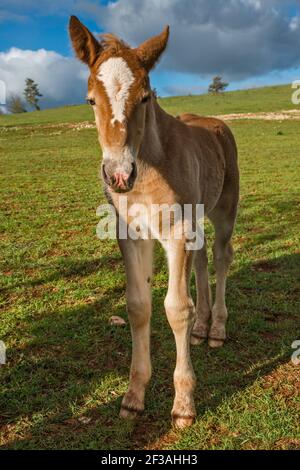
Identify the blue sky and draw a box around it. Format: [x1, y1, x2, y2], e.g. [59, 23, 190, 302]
[1, 1, 300, 109]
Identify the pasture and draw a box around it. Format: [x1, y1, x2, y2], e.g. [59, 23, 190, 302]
[0, 85, 299, 450]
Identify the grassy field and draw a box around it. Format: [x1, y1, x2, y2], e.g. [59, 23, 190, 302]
[0, 84, 295, 127]
[0, 85, 299, 450]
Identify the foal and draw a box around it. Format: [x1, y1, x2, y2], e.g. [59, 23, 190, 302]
[69, 16, 239, 428]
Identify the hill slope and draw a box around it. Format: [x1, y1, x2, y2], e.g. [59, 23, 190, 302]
[0, 84, 296, 127]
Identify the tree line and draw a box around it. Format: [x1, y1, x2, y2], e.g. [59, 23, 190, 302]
[208, 76, 228, 94]
[5, 78, 42, 114]
[2, 75, 228, 114]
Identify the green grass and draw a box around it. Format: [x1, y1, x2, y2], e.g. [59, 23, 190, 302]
[0, 86, 300, 450]
[0, 84, 295, 127]
[162, 84, 297, 117]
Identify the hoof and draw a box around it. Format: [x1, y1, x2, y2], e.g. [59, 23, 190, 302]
[119, 391, 144, 420]
[119, 406, 140, 420]
[208, 338, 224, 348]
[191, 325, 208, 346]
[208, 324, 226, 348]
[190, 333, 206, 346]
[172, 414, 195, 429]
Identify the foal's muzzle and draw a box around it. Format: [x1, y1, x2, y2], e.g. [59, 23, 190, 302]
[102, 162, 137, 193]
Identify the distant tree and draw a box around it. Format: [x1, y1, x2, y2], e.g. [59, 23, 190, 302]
[24, 78, 42, 111]
[152, 88, 159, 99]
[208, 76, 229, 94]
[7, 94, 27, 114]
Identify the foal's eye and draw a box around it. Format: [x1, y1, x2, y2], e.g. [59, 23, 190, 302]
[86, 98, 96, 106]
[141, 95, 150, 104]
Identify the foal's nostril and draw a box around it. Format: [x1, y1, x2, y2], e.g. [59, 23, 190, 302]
[102, 162, 137, 191]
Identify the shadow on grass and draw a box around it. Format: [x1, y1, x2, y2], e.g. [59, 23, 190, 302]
[0, 254, 123, 295]
[1, 252, 299, 450]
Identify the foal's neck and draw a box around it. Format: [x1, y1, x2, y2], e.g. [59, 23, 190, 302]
[138, 97, 172, 167]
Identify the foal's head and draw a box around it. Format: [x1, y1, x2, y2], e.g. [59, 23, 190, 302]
[69, 16, 169, 193]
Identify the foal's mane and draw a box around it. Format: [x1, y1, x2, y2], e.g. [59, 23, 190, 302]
[98, 33, 130, 53]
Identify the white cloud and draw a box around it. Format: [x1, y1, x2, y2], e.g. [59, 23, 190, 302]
[0, 47, 88, 109]
[290, 16, 300, 31]
[82, 0, 300, 80]
[1, 0, 300, 107]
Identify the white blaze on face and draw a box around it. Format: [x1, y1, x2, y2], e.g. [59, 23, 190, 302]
[97, 57, 134, 125]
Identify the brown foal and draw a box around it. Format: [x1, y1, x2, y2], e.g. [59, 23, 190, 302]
[69, 16, 239, 428]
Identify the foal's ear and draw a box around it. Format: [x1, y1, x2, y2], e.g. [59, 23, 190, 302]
[135, 26, 170, 72]
[69, 15, 102, 66]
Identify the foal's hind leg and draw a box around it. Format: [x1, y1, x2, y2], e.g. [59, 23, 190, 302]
[208, 213, 235, 348]
[191, 240, 212, 345]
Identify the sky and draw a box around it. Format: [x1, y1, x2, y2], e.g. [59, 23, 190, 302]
[0, 0, 300, 109]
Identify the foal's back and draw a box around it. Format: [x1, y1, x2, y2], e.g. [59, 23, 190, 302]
[177, 112, 239, 218]
[178, 113, 238, 173]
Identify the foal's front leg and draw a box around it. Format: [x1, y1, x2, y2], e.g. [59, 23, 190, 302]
[118, 238, 153, 419]
[164, 240, 196, 428]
